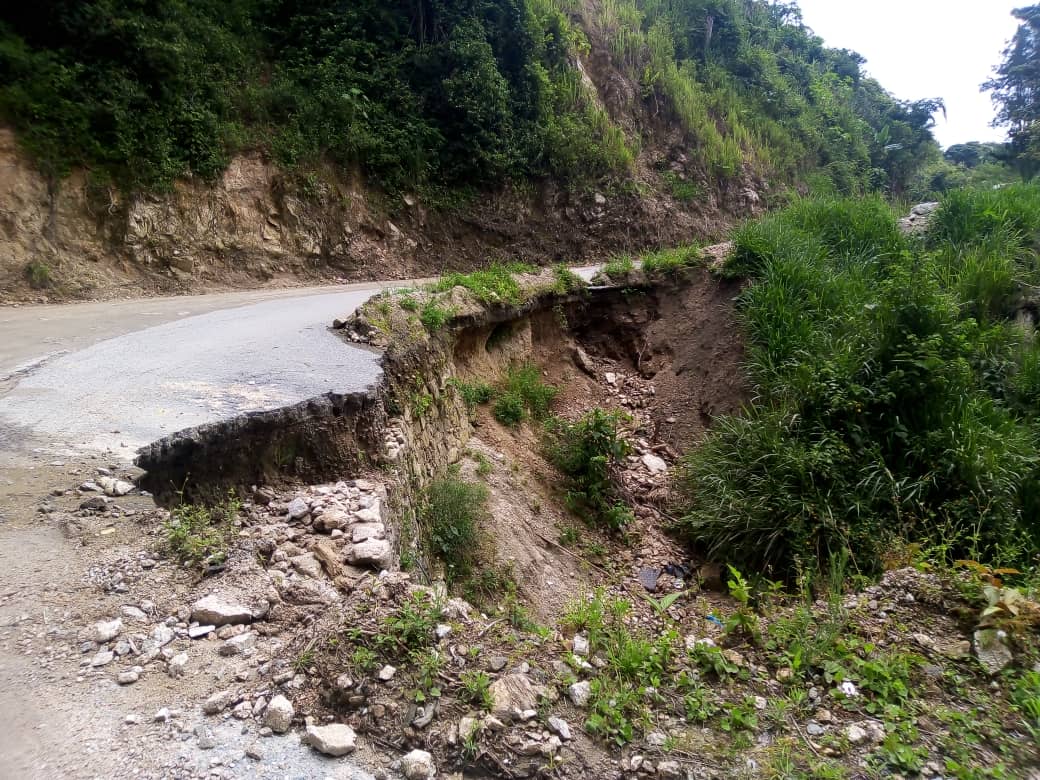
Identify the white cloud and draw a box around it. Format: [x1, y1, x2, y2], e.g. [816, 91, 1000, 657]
[796, 0, 1021, 148]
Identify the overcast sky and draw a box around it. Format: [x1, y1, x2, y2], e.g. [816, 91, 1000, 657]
[796, 0, 1021, 149]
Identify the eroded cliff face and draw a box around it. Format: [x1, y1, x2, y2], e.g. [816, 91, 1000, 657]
[0, 124, 762, 303]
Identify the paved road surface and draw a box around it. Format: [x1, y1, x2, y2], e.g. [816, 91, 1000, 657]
[0, 267, 599, 458]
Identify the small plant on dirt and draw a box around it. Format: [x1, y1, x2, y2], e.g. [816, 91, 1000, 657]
[163, 489, 240, 568]
[551, 264, 587, 295]
[411, 649, 443, 703]
[557, 525, 580, 546]
[643, 591, 682, 618]
[545, 408, 633, 530]
[451, 379, 493, 409]
[422, 475, 489, 585]
[682, 680, 720, 723]
[585, 678, 642, 746]
[398, 295, 420, 312]
[493, 364, 557, 426]
[662, 171, 702, 203]
[460, 670, 494, 709]
[724, 565, 762, 643]
[688, 641, 739, 680]
[1012, 670, 1040, 744]
[720, 697, 759, 733]
[376, 591, 442, 658]
[24, 260, 53, 289]
[349, 645, 378, 673]
[292, 648, 316, 674]
[420, 300, 453, 332]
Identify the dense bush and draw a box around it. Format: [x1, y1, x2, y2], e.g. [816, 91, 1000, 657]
[493, 363, 558, 426]
[679, 190, 1040, 580]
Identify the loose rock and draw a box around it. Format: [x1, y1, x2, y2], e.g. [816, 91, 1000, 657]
[303, 723, 357, 757]
[400, 749, 436, 779]
[263, 695, 294, 733]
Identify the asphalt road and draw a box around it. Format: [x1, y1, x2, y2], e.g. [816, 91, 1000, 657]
[0, 267, 600, 458]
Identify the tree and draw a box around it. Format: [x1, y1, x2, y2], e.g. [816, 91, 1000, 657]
[984, 5, 1040, 177]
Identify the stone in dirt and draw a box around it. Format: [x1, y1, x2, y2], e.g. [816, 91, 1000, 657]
[80, 496, 109, 511]
[568, 681, 591, 707]
[845, 720, 885, 745]
[573, 347, 596, 376]
[287, 497, 310, 520]
[219, 632, 256, 656]
[191, 595, 254, 627]
[195, 724, 219, 750]
[188, 624, 215, 639]
[641, 453, 668, 475]
[377, 665, 396, 681]
[354, 501, 382, 524]
[92, 618, 123, 643]
[316, 510, 350, 532]
[290, 553, 323, 579]
[203, 690, 234, 715]
[168, 652, 188, 678]
[346, 538, 392, 569]
[117, 669, 140, 685]
[547, 716, 571, 740]
[264, 695, 294, 733]
[974, 629, 1014, 675]
[98, 476, 134, 497]
[351, 523, 386, 542]
[91, 650, 115, 667]
[303, 723, 357, 757]
[489, 673, 542, 720]
[400, 749, 436, 779]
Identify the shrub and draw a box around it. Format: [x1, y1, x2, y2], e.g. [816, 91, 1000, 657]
[545, 408, 633, 530]
[24, 260, 52, 289]
[452, 379, 493, 408]
[422, 475, 489, 584]
[493, 392, 526, 426]
[493, 364, 558, 426]
[641, 245, 700, 275]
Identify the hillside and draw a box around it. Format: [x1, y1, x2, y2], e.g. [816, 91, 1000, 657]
[0, 0, 943, 301]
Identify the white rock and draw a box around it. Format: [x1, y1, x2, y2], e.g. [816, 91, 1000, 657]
[287, 497, 310, 519]
[351, 523, 386, 542]
[572, 634, 589, 656]
[263, 695, 294, 734]
[188, 624, 215, 639]
[845, 724, 868, 745]
[377, 665, 397, 681]
[354, 501, 382, 524]
[203, 690, 234, 715]
[658, 760, 682, 778]
[90, 650, 115, 667]
[346, 539, 392, 569]
[92, 618, 123, 643]
[646, 731, 667, 746]
[604, 372, 617, 385]
[219, 632, 256, 656]
[151, 624, 175, 647]
[568, 681, 591, 707]
[231, 701, 252, 719]
[400, 749, 436, 779]
[191, 595, 253, 627]
[489, 674, 540, 720]
[435, 624, 452, 640]
[290, 553, 323, 579]
[121, 606, 147, 622]
[168, 652, 188, 678]
[641, 453, 668, 475]
[547, 716, 571, 740]
[117, 669, 140, 685]
[459, 716, 480, 739]
[153, 707, 171, 723]
[303, 723, 357, 757]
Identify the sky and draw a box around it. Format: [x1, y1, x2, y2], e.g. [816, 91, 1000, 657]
[796, 0, 1022, 149]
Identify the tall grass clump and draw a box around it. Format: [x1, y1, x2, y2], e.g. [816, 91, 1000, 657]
[423, 475, 490, 584]
[680, 193, 1040, 582]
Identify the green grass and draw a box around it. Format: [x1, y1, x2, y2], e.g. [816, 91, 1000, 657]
[429, 263, 536, 306]
[163, 491, 240, 568]
[680, 191, 1040, 581]
[419, 300, 453, 331]
[493, 363, 558, 426]
[422, 475, 489, 585]
[24, 260, 52, 289]
[603, 255, 635, 279]
[641, 245, 701, 275]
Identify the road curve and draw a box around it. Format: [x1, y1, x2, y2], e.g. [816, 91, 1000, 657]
[0, 267, 600, 459]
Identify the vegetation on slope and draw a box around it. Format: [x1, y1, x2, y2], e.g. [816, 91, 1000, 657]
[679, 187, 1040, 581]
[0, 0, 940, 197]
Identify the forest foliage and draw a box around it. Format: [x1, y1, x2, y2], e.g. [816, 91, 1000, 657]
[0, 0, 941, 196]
